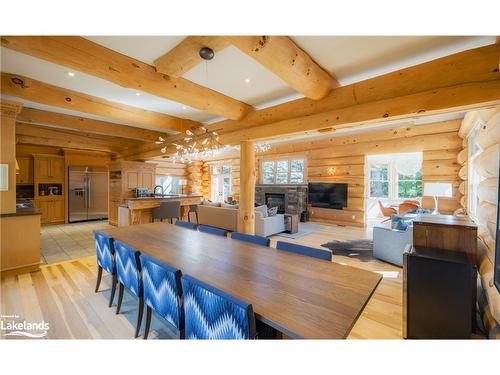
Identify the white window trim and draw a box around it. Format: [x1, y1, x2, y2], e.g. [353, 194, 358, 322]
[259, 155, 307, 185]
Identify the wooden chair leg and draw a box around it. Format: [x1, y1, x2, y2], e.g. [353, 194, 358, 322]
[95, 266, 103, 293]
[135, 297, 144, 338]
[116, 282, 124, 314]
[195, 212, 199, 225]
[108, 273, 117, 307]
[188, 212, 191, 223]
[143, 306, 152, 340]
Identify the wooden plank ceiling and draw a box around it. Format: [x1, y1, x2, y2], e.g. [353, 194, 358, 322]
[1, 36, 500, 160]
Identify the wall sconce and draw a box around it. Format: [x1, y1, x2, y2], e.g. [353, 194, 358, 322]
[327, 167, 335, 176]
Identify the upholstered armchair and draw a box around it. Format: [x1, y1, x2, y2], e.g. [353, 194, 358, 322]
[373, 221, 413, 266]
[254, 205, 285, 237]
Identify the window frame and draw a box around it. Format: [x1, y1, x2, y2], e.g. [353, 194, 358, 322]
[367, 155, 423, 200]
[259, 156, 307, 185]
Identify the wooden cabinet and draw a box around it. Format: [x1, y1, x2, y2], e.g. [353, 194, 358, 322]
[16, 157, 34, 184]
[34, 155, 65, 182]
[34, 197, 65, 224]
[107, 161, 157, 226]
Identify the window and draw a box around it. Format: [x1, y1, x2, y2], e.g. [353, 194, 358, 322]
[261, 158, 305, 184]
[155, 175, 182, 194]
[368, 152, 423, 199]
[468, 122, 483, 219]
[210, 163, 232, 202]
[369, 164, 389, 198]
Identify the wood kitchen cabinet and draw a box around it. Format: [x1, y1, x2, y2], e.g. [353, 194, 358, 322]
[107, 161, 157, 226]
[34, 197, 65, 224]
[16, 156, 34, 184]
[34, 155, 65, 182]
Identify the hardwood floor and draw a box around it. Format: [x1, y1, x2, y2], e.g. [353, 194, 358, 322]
[0, 221, 402, 339]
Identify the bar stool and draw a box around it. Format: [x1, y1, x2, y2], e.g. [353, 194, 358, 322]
[187, 204, 199, 224]
[152, 201, 181, 224]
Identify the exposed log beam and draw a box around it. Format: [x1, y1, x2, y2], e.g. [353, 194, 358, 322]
[226, 36, 337, 100]
[1, 72, 199, 133]
[17, 107, 167, 142]
[124, 43, 500, 160]
[1, 36, 252, 120]
[154, 36, 230, 77]
[16, 123, 140, 152]
[131, 79, 500, 160]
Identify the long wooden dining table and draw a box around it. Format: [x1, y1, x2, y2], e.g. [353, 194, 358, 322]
[102, 222, 382, 339]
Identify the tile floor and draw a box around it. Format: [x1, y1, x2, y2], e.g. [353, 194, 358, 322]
[40, 220, 112, 264]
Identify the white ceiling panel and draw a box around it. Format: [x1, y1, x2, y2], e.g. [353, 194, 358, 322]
[291, 36, 496, 85]
[0, 48, 215, 123]
[182, 45, 297, 105]
[84, 36, 187, 65]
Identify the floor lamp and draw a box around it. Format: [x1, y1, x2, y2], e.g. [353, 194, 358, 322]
[423, 182, 453, 215]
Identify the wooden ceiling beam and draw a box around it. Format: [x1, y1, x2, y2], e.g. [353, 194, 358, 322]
[17, 107, 167, 142]
[226, 36, 338, 100]
[1, 36, 252, 120]
[154, 36, 230, 77]
[1, 72, 199, 133]
[15, 123, 141, 152]
[124, 43, 500, 160]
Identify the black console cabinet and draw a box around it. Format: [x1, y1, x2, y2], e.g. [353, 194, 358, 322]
[403, 246, 477, 339]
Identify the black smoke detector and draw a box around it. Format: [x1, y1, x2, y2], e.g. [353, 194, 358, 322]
[199, 47, 214, 61]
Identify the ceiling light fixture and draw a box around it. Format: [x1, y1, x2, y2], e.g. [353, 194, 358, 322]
[66, 71, 75, 77]
[244, 78, 251, 84]
[254, 142, 271, 153]
[199, 47, 215, 61]
[135, 92, 141, 96]
[182, 105, 188, 110]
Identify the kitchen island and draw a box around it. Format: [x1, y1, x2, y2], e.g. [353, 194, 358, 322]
[117, 194, 203, 226]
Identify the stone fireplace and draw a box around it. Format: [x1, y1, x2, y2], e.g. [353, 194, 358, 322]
[255, 184, 308, 216]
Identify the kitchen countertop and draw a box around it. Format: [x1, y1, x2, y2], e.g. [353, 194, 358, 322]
[126, 194, 203, 201]
[0, 207, 41, 218]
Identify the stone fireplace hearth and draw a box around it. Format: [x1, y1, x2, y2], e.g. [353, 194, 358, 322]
[255, 184, 308, 216]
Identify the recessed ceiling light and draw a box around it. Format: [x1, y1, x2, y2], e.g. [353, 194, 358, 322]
[66, 71, 75, 77]
[244, 78, 251, 84]
[182, 105, 188, 110]
[135, 92, 141, 96]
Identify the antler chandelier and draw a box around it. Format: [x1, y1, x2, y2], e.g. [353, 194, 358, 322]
[156, 127, 226, 163]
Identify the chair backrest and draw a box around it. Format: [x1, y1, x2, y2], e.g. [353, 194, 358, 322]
[276, 241, 332, 261]
[175, 220, 197, 230]
[198, 225, 228, 237]
[398, 202, 419, 215]
[378, 200, 397, 217]
[114, 240, 142, 297]
[181, 275, 256, 339]
[152, 201, 181, 220]
[94, 231, 115, 275]
[231, 232, 270, 247]
[140, 254, 184, 331]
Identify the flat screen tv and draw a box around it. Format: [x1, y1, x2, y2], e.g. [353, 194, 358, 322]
[494, 163, 500, 293]
[308, 183, 348, 209]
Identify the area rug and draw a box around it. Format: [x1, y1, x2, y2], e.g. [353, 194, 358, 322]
[275, 223, 322, 239]
[320, 239, 375, 262]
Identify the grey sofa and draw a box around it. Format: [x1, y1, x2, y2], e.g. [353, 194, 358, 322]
[373, 221, 413, 266]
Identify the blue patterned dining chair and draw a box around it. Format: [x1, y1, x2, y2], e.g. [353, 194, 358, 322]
[94, 231, 117, 307]
[140, 254, 184, 339]
[231, 232, 270, 247]
[276, 241, 332, 261]
[114, 240, 144, 338]
[181, 275, 256, 339]
[198, 225, 228, 237]
[175, 220, 198, 230]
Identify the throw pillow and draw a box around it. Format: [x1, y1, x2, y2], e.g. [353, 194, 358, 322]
[394, 219, 409, 231]
[267, 206, 278, 217]
[255, 204, 268, 218]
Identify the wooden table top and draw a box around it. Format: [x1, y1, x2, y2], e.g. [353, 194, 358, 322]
[413, 214, 477, 228]
[102, 222, 382, 339]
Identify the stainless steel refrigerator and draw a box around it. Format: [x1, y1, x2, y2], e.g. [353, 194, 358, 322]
[69, 166, 108, 222]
